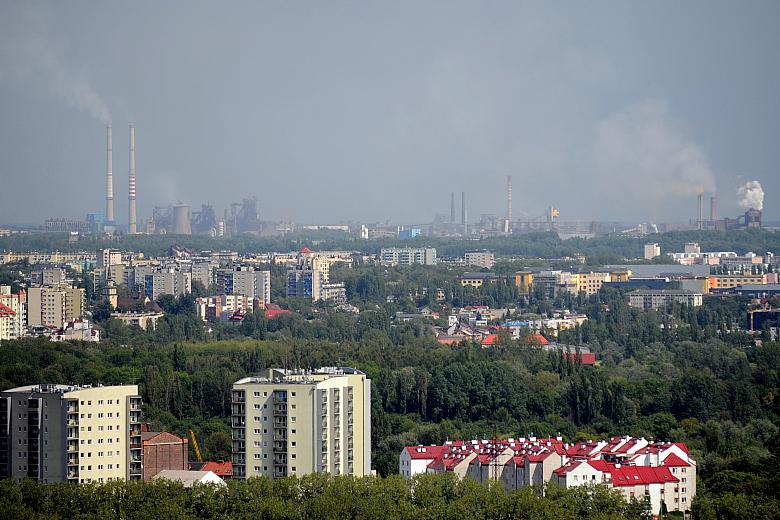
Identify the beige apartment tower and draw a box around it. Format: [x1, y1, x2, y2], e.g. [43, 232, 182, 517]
[0, 384, 143, 483]
[231, 368, 371, 480]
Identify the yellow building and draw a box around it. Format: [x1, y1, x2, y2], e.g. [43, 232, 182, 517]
[709, 274, 767, 290]
[571, 272, 612, 296]
[458, 273, 499, 288]
[515, 271, 533, 292]
[231, 368, 371, 480]
[0, 384, 142, 483]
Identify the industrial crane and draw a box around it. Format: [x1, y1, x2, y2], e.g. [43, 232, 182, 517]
[189, 429, 203, 462]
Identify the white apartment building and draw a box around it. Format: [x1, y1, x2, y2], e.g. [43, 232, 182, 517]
[231, 368, 371, 480]
[380, 248, 437, 266]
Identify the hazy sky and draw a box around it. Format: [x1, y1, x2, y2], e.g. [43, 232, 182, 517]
[0, 1, 778, 225]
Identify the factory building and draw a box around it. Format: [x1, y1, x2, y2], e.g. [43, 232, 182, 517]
[231, 367, 371, 480]
[0, 384, 143, 484]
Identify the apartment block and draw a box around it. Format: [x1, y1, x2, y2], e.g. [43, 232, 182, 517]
[0, 286, 25, 340]
[464, 250, 495, 269]
[231, 367, 371, 480]
[0, 384, 143, 484]
[196, 294, 253, 322]
[380, 248, 437, 266]
[644, 243, 660, 260]
[30, 267, 66, 287]
[627, 289, 703, 310]
[216, 266, 271, 305]
[26, 286, 85, 329]
[96, 249, 123, 269]
[144, 268, 192, 300]
[287, 269, 324, 300]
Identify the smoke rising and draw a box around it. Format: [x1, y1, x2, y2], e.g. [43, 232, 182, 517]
[593, 99, 717, 214]
[737, 180, 764, 211]
[0, 5, 111, 124]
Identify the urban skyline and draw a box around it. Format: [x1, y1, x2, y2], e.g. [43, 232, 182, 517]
[1, 1, 779, 225]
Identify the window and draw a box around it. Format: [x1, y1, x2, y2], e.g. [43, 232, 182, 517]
[253, 454, 261, 459]
[291, 454, 296, 459]
[292, 429, 296, 434]
[291, 392, 296, 397]
[253, 392, 260, 397]
[291, 441, 297, 447]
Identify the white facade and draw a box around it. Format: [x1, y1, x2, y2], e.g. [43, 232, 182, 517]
[464, 251, 495, 269]
[380, 248, 437, 266]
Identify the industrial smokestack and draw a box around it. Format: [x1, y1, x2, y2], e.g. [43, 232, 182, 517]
[461, 191, 468, 235]
[710, 195, 716, 223]
[697, 193, 703, 230]
[450, 192, 455, 224]
[506, 175, 512, 234]
[128, 124, 137, 234]
[105, 126, 114, 222]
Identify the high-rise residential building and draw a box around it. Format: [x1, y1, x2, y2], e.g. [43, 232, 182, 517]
[216, 266, 271, 305]
[286, 269, 324, 300]
[144, 268, 192, 301]
[0, 384, 143, 484]
[97, 249, 123, 269]
[464, 250, 495, 269]
[26, 286, 85, 328]
[380, 248, 437, 266]
[644, 243, 661, 260]
[191, 259, 217, 289]
[30, 267, 66, 287]
[231, 367, 371, 480]
[0, 286, 25, 340]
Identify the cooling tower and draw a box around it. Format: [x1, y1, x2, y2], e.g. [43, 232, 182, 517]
[172, 204, 192, 235]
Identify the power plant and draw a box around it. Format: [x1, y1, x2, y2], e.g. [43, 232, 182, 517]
[693, 186, 763, 231]
[172, 204, 192, 235]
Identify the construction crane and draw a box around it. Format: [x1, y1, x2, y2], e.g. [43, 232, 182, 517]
[189, 429, 203, 462]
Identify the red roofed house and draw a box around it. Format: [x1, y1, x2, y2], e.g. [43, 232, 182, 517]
[265, 309, 292, 319]
[201, 461, 233, 480]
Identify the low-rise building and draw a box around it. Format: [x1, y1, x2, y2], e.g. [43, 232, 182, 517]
[110, 311, 165, 331]
[627, 289, 703, 310]
[464, 250, 495, 269]
[458, 272, 499, 288]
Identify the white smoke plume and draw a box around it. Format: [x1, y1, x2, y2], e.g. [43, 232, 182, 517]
[593, 99, 717, 214]
[0, 5, 111, 124]
[737, 180, 764, 211]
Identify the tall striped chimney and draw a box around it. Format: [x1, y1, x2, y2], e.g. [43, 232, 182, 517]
[128, 124, 137, 234]
[106, 126, 114, 222]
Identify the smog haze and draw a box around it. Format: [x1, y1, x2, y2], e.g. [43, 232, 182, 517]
[0, 0, 778, 225]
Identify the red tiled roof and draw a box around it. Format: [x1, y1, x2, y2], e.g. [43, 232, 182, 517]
[299, 247, 313, 254]
[481, 334, 500, 345]
[0, 303, 16, 317]
[265, 309, 292, 319]
[662, 453, 690, 467]
[201, 461, 233, 477]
